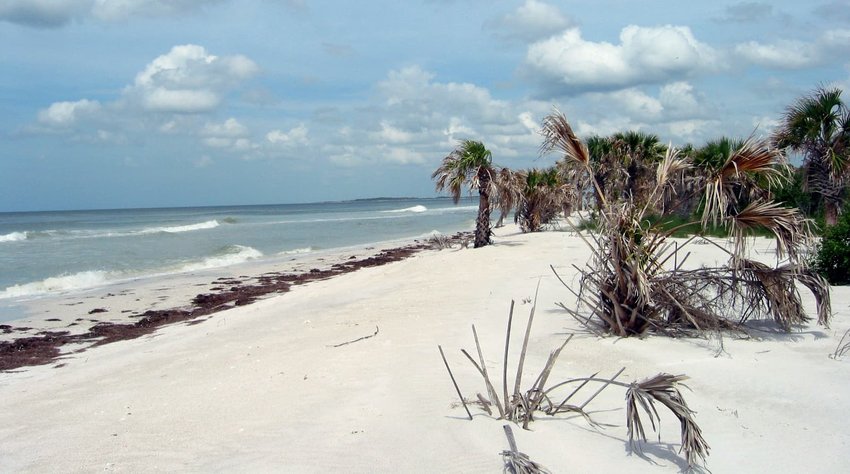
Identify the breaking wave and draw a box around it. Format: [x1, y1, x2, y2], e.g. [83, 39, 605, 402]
[139, 220, 220, 235]
[177, 245, 263, 272]
[0, 270, 113, 299]
[382, 205, 428, 213]
[0, 231, 28, 243]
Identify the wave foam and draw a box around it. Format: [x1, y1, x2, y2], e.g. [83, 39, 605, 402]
[0, 231, 28, 243]
[0, 271, 112, 299]
[278, 247, 313, 255]
[382, 205, 428, 213]
[141, 220, 220, 234]
[178, 245, 263, 272]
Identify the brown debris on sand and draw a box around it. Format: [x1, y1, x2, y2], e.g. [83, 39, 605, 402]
[1, 235, 468, 372]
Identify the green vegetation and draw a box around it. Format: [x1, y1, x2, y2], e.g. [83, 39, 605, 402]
[813, 203, 850, 285]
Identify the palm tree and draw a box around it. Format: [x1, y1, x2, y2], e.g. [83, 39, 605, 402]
[492, 167, 524, 228]
[610, 131, 666, 206]
[432, 140, 496, 248]
[773, 86, 850, 226]
[516, 167, 570, 232]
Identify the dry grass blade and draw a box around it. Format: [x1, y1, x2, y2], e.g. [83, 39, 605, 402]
[833, 328, 850, 359]
[439, 345, 473, 421]
[625, 374, 710, 468]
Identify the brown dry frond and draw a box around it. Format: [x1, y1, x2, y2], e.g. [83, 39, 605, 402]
[730, 200, 813, 263]
[502, 425, 551, 474]
[626, 374, 710, 468]
[539, 109, 590, 166]
[701, 136, 788, 227]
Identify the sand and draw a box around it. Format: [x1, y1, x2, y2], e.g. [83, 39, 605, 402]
[1, 223, 848, 472]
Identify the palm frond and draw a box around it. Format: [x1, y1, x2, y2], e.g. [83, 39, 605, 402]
[539, 109, 590, 166]
[626, 374, 709, 468]
[730, 200, 812, 262]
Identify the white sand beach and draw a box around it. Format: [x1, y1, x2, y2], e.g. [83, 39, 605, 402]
[1, 223, 849, 472]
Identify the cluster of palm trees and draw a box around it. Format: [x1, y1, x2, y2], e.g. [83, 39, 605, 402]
[432, 86, 845, 336]
[433, 86, 850, 250]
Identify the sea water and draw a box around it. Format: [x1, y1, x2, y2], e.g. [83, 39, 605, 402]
[0, 197, 478, 302]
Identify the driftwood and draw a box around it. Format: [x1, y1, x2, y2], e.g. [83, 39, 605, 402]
[328, 326, 379, 348]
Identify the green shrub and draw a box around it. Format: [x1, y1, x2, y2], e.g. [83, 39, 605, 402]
[814, 207, 850, 285]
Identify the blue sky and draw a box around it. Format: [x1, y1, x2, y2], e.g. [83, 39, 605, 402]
[1, 0, 848, 211]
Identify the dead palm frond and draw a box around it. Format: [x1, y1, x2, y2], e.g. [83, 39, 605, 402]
[501, 425, 551, 474]
[540, 108, 590, 167]
[626, 374, 710, 468]
[730, 200, 812, 263]
[441, 299, 709, 470]
[701, 136, 787, 228]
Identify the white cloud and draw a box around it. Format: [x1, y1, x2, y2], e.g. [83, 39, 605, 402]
[37, 99, 101, 126]
[734, 40, 819, 69]
[489, 0, 574, 42]
[266, 124, 309, 146]
[659, 82, 700, 116]
[127, 44, 258, 113]
[375, 121, 413, 144]
[526, 25, 721, 93]
[202, 118, 248, 137]
[608, 89, 664, 119]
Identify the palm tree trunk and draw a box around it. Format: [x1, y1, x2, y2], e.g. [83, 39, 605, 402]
[825, 200, 839, 226]
[474, 169, 492, 248]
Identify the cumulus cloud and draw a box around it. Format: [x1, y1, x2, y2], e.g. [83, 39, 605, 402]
[526, 25, 721, 94]
[733, 29, 850, 70]
[37, 99, 101, 126]
[734, 40, 819, 69]
[126, 44, 259, 113]
[200, 118, 253, 150]
[0, 0, 223, 27]
[489, 0, 574, 42]
[202, 118, 248, 138]
[266, 124, 309, 146]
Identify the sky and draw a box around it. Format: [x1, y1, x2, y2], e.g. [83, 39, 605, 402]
[1, 0, 849, 212]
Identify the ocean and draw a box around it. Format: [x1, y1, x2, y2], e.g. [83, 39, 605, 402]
[0, 197, 478, 303]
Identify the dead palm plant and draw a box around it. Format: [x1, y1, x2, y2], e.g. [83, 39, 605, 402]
[540, 110, 831, 336]
[493, 167, 525, 228]
[515, 168, 572, 233]
[441, 298, 709, 469]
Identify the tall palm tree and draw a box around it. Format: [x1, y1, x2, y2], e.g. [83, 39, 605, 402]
[432, 140, 496, 248]
[773, 86, 850, 226]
